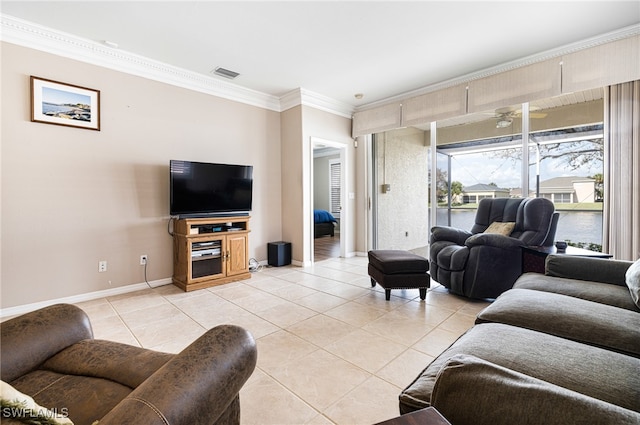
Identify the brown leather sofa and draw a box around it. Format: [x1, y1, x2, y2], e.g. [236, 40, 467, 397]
[1, 303, 257, 425]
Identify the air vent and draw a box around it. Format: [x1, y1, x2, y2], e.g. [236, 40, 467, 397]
[212, 67, 240, 79]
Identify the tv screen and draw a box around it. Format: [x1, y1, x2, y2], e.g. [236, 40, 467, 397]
[170, 160, 253, 217]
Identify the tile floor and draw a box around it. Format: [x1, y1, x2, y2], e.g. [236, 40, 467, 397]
[75, 256, 490, 425]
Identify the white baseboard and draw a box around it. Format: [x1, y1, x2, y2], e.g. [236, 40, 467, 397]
[0, 278, 173, 319]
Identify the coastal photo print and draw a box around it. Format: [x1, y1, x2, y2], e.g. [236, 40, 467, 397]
[31, 76, 100, 131]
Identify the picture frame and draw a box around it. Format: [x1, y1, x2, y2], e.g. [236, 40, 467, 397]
[31, 76, 100, 131]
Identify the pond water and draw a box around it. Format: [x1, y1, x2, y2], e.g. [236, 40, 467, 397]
[437, 209, 602, 246]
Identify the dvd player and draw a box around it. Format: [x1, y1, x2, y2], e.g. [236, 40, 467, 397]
[191, 248, 221, 258]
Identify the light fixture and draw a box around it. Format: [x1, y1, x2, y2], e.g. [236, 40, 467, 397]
[354, 93, 364, 100]
[496, 116, 513, 128]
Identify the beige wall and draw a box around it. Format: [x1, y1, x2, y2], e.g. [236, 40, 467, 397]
[279, 106, 304, 263]
[1, 42, 283, 309]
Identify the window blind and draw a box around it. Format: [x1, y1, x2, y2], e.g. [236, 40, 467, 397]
[563, 35, 640, 94]
[402, 83, 468, 127]
[330, 161, 341, 215]
[468, 58, 561, 113]
[352, 102, 402, 137]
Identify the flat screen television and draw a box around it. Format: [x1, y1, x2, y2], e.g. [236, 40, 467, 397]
[170, 160, 253, 217]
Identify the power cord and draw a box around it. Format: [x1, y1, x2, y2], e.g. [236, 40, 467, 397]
[249, 258, 262, 272]
[144, 260, 152, 289]
[167, 217, 175, 236]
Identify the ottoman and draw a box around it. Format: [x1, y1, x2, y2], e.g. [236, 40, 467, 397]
[368, 250, 430, 300]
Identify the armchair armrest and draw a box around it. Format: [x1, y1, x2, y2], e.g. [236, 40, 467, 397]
[99, 324, 257, 425]
[430, 226, 473, 246]
[545, 255, 631, 287]
[465, 233, 525, 250]
[0, 304, 93, 382]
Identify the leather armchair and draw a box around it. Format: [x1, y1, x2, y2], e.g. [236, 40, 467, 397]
[1, 303, 257, 425]
[430, 197, 557, 299]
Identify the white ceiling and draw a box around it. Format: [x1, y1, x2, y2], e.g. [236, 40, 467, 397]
[2, 1, 639, 108]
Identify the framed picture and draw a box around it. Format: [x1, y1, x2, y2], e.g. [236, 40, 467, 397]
[31, 76, 100, 131]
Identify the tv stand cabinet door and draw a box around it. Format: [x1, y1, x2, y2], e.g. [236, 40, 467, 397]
[226, 233, 249, 276]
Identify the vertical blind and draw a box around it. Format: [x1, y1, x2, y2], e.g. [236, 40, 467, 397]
[603, 80, 640, 260]
[330, 161, 341, 215]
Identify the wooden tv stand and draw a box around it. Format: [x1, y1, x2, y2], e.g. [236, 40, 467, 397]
[172, 215, 251, 291]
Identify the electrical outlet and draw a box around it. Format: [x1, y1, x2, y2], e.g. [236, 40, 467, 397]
[99, 260, 107, 272]
[140, 255, 148, 265]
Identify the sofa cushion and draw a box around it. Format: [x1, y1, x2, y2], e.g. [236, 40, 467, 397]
[483, 221, 515, 236]
[514, 272, 640, 312]
[626, 258, 640, 308]
[1, 380, 74, 424]
[476, 288, 640, 357]
[399, 323, 640, 414]
[10, 370, 131, 425]
[430, 354, 640, 425]
[368, 250, 429, 274]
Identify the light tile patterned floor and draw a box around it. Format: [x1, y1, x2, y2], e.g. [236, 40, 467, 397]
[75, 256, 490, 425]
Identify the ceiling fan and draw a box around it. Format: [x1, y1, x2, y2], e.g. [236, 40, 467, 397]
[494, 107, 547, 128]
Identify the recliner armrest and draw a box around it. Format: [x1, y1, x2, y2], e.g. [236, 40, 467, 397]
[465, 233, 525, 250]
[430, 226, 473, 246]
[0, 304, 93, 382]
[98, 324, 257, 425]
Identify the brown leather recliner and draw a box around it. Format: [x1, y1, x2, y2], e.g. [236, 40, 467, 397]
[1, 303, 257, 425]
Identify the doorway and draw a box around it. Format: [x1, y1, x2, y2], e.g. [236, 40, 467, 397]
[311, 138, 347, 262]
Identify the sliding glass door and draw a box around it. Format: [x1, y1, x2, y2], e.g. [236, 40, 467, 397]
[371, 88, 605, 253]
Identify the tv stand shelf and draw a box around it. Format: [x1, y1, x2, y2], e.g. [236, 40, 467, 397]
[172, 215, 251, 291]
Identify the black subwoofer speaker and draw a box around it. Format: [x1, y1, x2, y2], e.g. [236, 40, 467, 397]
[268, 241, 291, 267]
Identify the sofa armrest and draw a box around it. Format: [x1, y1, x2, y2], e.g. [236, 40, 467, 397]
[0, 304, 93, 382]
[42, 339, 174, 388]
[545, 255, 631, 286]
[431, 354, 640, 425]
[98, 324, 257, 425]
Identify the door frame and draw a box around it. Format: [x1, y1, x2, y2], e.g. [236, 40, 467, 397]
[309, 137, 348, 262]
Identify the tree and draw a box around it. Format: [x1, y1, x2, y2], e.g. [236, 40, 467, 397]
[591, 172, 604, 201]
[434, 168, 448, 202]
[450, 181, 463, 196]
[487, 137, 603, 172]
[430, 170, 463, 203]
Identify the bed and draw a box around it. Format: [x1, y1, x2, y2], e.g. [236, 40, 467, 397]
[314, 209, 337, 238]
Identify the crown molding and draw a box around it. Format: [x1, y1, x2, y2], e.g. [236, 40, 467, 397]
[280, 88, 354, 118]
[1, 14, 352, 116]
[356, 23, 640, 112]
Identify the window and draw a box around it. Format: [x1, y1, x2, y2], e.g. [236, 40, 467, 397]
[372, 91, 604, 252]
[329, 159, 341, 216]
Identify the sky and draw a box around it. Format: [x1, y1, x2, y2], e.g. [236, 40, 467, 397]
[42, 87, 90, 106]
[449, 150, 600, 189]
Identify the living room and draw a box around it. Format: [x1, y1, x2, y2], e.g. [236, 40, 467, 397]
[1, 2, 639, 425]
